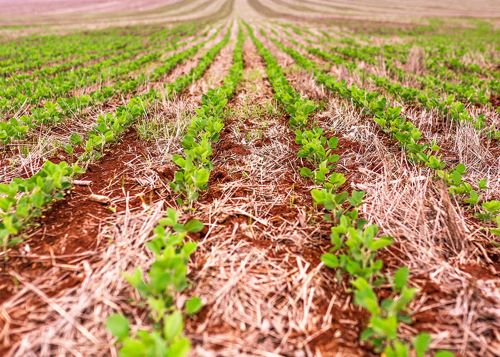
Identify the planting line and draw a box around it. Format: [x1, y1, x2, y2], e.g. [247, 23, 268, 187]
[107, 24, 244, 356]
[0, 26, 217, 146]
[0, 26, 233, 252]
[266, 32, 500, 240]
[248, 23, 454, 357]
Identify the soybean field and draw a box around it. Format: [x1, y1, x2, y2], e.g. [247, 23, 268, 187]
[0, 0, 499, 356]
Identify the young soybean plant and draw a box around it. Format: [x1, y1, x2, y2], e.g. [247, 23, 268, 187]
[0, 161, 82, 250]
[107, 208, 203, 356]
[353, 270, 455, 357]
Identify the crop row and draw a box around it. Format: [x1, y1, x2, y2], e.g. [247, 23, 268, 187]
[281, 33, 498, 139]
[0, 26, 171, 75]
[1, 25, 205, 87]
[3, 38, 139, 84]
[0, 34, 131, 75]
[337, 43, 495, 107]
[76, 27, 230, 164]
[80, 28, 231, 163]
[281, 21, 498, 85]
[0, 26, 205, 116]
[282, 24, 496, 107]
[0, 27, 217, 145]
[247, 24, 449, 357]
[267, 33, 500, 241]
[1, 50, 141, 115]
[107, 26, 245, 356]
[165, 28, 230, 98]
[333, 40, 497, 83]
[0, 26, 232, 251]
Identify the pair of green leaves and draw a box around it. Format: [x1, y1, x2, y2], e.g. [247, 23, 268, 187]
[107, 208, 204, 357]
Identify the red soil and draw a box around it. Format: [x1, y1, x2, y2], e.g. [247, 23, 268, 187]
[0, 130, 157, 351]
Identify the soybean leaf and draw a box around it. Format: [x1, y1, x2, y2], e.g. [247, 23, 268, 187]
[163, 311, 184, 343]
[321, 253, 339, 268]
[393, 266, 410, 291]
[435, 351, 455, 357]
[414, 333, 431, 357]
[348, 190, 365, 207]
[184, 219, 204, 233]
[106, 313, 129, 340]
[185, 296, 203, 315]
